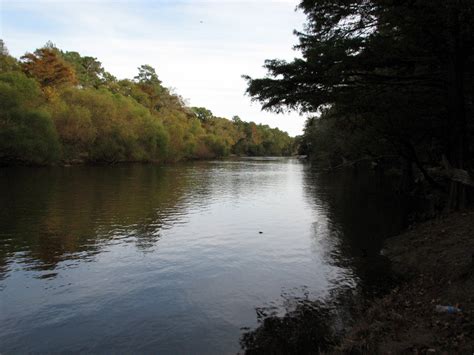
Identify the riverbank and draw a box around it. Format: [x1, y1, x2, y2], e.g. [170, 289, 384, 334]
[339, 209, 474, 353]
[0, 154, 300, 167]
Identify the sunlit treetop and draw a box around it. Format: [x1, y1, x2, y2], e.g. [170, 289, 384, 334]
[21, 47, 77, 89]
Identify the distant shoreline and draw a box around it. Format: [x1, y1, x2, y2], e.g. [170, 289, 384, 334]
[0, 154, 303, 168]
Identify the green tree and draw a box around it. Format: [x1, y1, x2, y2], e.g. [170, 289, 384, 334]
[191, 107, 214, 123]
[0, 72, 60, 164]
[0, 40, 20, 73]
[61, 51, 107, 88]
[134, 64, 161, 85]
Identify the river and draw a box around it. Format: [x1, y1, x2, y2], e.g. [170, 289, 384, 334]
[0, 158, 408, 353]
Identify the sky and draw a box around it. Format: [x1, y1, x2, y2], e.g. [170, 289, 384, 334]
[1, 0, 308, 136]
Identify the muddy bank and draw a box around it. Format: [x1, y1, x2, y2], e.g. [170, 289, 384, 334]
[340, 210, 474, 353]
[239, 210, 474, 354]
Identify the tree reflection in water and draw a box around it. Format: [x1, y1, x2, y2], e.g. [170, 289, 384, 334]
[240, 166, 410, 353]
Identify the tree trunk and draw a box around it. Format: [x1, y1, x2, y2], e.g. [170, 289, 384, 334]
[445, 1, 470, 210]
[400, 158, 414, 193]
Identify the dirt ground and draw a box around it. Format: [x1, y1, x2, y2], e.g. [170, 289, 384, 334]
[339, 209, 474, 353]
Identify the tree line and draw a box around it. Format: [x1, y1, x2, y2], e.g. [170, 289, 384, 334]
[0, 41, 294, 165]
[245, 0, 473, 209]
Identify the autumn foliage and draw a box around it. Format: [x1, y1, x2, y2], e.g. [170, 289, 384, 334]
[0, 42, 294, 165]
[21, 47, 76, 89]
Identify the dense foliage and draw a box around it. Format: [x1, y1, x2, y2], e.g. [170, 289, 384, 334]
[245, 0, 473, 209]
[0, 40, 294, 165]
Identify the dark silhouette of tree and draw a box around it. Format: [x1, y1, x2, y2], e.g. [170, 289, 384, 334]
[244, 0, 474, 209]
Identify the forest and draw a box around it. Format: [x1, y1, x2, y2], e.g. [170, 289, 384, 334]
[245, 0, 473, 211]
[0, 40, 294, 166]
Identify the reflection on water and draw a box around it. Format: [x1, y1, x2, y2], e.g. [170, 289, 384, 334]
[305, 167, 410, 296]
[0, 159, 407, 354]
[240, 166, 410, 353]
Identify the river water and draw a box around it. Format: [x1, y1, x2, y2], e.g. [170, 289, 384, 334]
[0, 158, 407, 353]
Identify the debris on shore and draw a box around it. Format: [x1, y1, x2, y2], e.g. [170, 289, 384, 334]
[240, 210, 474, 354]
[339, 210, 474, 353]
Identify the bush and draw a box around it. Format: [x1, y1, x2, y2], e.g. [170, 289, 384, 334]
[0, 108, 60, 164]
[0, 72, 60, 164]
[54, 88, 169, 162]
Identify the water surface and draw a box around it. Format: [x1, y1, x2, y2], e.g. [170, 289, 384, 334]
[0, 158, 406, 353]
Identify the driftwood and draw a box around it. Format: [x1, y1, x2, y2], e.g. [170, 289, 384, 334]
[441, 155, 474, 187]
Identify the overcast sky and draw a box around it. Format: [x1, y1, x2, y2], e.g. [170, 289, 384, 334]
[1, 0, 307, 136]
